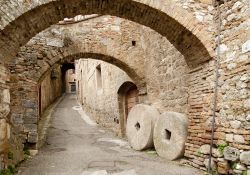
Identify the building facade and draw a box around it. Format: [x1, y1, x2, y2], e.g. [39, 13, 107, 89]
[75, 59, 138, 136]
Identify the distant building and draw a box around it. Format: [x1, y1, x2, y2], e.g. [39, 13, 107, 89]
[65, 69, 76, 93]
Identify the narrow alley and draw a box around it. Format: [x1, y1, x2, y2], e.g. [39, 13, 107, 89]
[17, 95, 202, 175]
[1, 2, 249, 175]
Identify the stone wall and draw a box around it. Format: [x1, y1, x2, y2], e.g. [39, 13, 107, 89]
[0, 15, 219, 171]
[0, 62, 10, 170]
[40, 64, 62, 115]
[76, 59, 132, 135]
[204, 1, 250, 174]
[0, 0, 217, 170]
[0, 1, 249, 173]
[2, 63, 63, 167]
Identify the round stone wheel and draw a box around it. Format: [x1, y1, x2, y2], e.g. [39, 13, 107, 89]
[126, 104, 160, 151]
[154, 112, 188, 160]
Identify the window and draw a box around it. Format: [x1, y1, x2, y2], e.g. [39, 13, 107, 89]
[96, 65, 102, 91]
[132, 40, 136, 46]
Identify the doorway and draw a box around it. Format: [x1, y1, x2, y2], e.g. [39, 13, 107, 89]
[117, 82, 139, 137]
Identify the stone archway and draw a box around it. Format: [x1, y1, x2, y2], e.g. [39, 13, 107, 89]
[8, 51, 146, 158]
[5, 14, 211, 167]
[0, 0, 214, 67]
[0, 6, 216, 168]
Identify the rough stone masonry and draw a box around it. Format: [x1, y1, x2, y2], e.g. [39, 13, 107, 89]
[0, 0, 249, 174]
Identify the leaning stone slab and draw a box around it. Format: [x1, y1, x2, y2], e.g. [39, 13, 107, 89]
[126, 104, 160, 151]
[153, 112, 188, 160]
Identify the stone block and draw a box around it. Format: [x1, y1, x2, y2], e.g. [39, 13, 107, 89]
[234, 135, 245, 143]
[11, 113, 23, 124]
[199, 0, 213, 4]
[242, 40, 250, 53]
[2, 89, 10, 104]
[200, 144, 210, 155]
[217, 160, 229, 175]
[224, 146, 240, 161]
[246, 115, 250, 122]
[46, 38, 64, 47]
[22, 100, 37, 109]
[235, 163, 247, 171]
[212, 148, 223, 158]
[240, 151, 250, 165]
[24, 124, 37, 133]
[230, 120, 241, 129]
[24, 116, 37, 124]
[204, 158, 216, 171]
[29, 149, 38, 156]
[233, 169, 243, 174]
[28, 132, 38, 143]
[244, 99, 250, 109]
[226, 134, 234, 142]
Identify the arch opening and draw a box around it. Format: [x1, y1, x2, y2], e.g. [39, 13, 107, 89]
[0, 0, 213, 68]
[117, 81, 139, 137]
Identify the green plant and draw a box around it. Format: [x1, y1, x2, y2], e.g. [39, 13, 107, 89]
[242, 170, 247, 175]
[23, 149, 30, 156]
[7, 152, 13, 160]
[205, 170, 218, 175]
[197, 149, 202, 156]
[23, 148, 30, 160]
[216, 142, 228, 154]
[0, 165, 15, 175]
[230, 162, 237, 169]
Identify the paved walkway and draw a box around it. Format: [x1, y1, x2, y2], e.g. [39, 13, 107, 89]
[17, 94, 203, 175]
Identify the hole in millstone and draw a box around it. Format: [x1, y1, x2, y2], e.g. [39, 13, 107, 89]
[165, 129, 171, 140]
[135, 122, 140, 131]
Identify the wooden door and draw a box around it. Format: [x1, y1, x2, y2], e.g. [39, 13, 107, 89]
[125, 86, 139, 120]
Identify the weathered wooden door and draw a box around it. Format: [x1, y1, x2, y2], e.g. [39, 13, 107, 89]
[125, 86, 139, 120]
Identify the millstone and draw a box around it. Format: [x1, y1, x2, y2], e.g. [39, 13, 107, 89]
[153, 112, 188, 160]
[126, 104, 160, 151]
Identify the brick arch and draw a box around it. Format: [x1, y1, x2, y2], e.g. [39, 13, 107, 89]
[0, 0, 214, 68]
[25, 43, 146, 92]
[57, 52, 145, 90]
[8, 48, 146, 155]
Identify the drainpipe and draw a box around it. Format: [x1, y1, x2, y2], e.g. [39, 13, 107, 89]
[208, 0, 222, 173]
